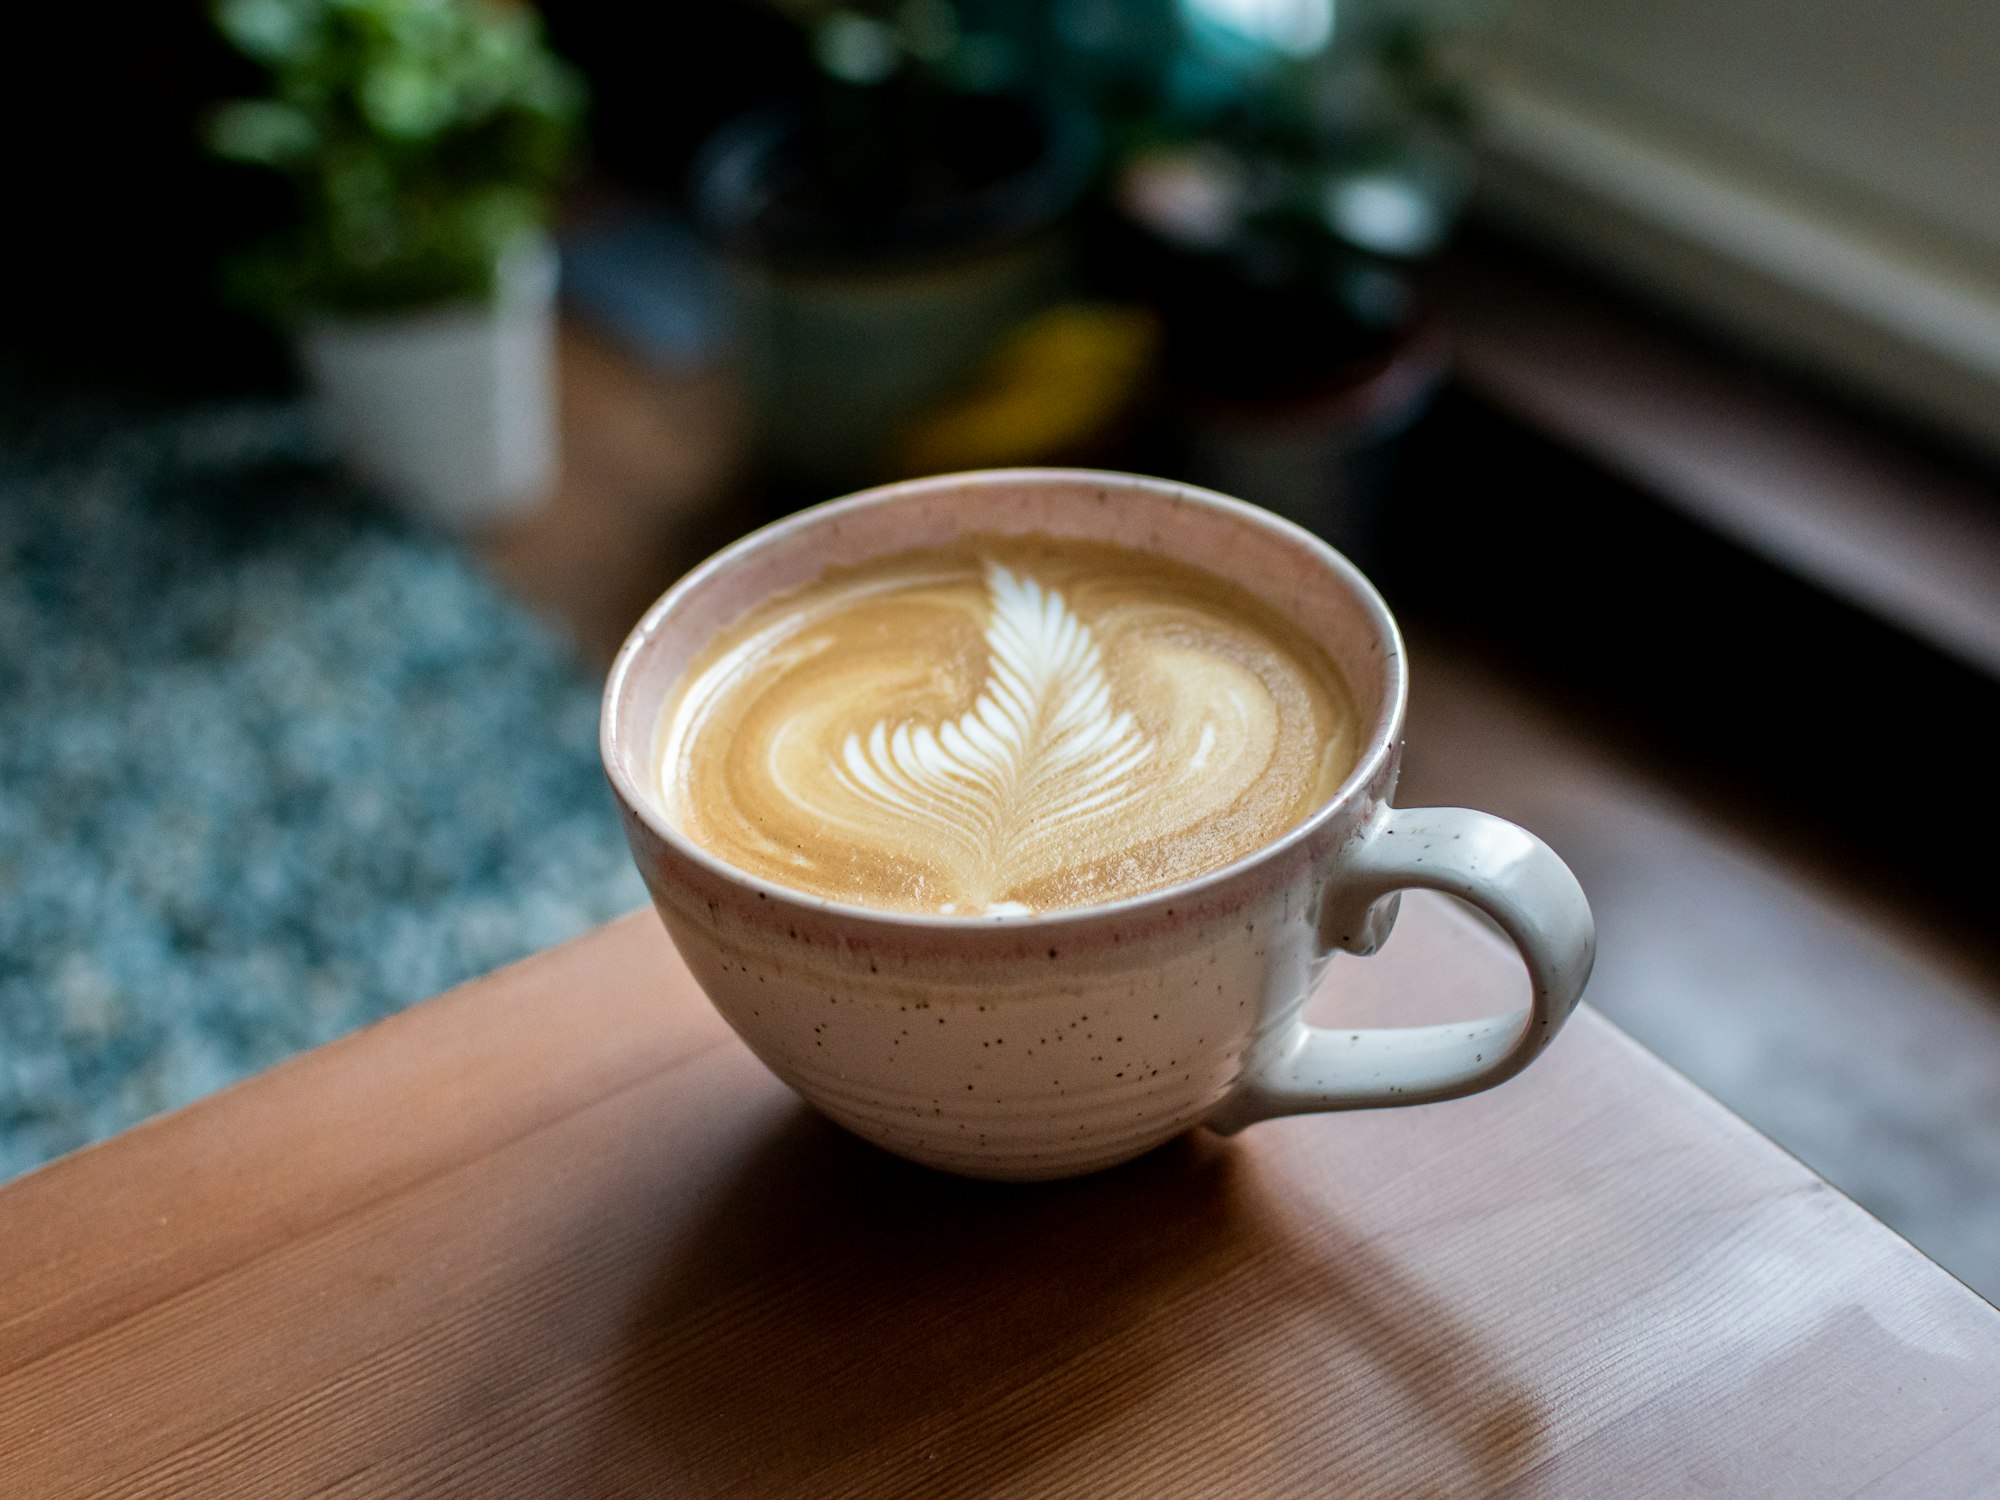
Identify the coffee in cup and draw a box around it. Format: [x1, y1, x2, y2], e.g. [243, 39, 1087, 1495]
[652, 536, 1362, 916]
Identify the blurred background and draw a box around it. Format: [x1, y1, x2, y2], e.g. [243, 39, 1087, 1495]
[4, 0, 1997, 1298]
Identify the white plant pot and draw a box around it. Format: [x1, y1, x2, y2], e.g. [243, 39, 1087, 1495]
[298, 235, 559, 529]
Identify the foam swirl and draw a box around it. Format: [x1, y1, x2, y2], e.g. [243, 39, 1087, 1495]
[657, 539, 1357, 914]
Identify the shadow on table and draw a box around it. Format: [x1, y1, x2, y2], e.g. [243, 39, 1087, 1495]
[585, 1104, 1549, 1495]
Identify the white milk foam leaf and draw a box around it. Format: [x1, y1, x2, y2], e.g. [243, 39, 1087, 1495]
[834, 563, 1154, 910]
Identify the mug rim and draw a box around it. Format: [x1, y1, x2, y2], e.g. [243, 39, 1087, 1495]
[600, 467, 1408, 932]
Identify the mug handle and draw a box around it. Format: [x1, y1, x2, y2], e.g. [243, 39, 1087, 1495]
[1208, 806, 1595, 1132]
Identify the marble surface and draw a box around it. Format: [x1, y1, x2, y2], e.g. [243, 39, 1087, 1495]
[0, 375, 644, 1180]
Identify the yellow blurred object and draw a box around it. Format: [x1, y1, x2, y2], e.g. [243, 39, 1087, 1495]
[889, 304, 1163, 475]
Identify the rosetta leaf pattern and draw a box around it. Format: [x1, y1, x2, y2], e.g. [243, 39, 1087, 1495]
[834, 562, 1152, 906]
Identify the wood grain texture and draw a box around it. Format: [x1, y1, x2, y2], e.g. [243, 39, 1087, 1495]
[4, 893, 1998, 1498]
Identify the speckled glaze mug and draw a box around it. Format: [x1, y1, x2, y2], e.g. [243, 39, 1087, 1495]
[602, 469, 1594, 1180]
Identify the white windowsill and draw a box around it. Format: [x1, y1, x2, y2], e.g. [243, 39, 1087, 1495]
[1472, 76, 2000, 466]
[1434, 246, 2000, 683]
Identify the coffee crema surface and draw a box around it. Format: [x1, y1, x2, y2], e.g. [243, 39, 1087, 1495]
[654, 536, 1360, 915]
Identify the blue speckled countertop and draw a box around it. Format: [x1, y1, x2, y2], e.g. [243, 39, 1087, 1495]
[0, 375, 646, 1179]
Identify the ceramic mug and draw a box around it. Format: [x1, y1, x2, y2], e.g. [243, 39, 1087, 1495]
[602, 469, 1595, 1180]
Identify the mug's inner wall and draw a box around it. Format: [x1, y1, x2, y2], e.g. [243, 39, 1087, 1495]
[608, 471, 1398, 817]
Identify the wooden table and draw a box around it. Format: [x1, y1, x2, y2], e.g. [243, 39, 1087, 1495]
[5, 894, 1998, 1497]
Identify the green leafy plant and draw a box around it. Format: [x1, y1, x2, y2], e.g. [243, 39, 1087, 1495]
[1094, 0, 1479, 262]
[207, 0, 583, 320]
[1066, 1, 1482, 396]
[788, 1, 1039, 216]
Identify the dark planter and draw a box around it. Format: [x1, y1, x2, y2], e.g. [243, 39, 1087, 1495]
[692, 96, 1098, 497]
[1174, 314, 1449, 566]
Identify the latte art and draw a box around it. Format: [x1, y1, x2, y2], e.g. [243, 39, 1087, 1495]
[657, 538, 1358, 914]
[834, 562, 1156, 913]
